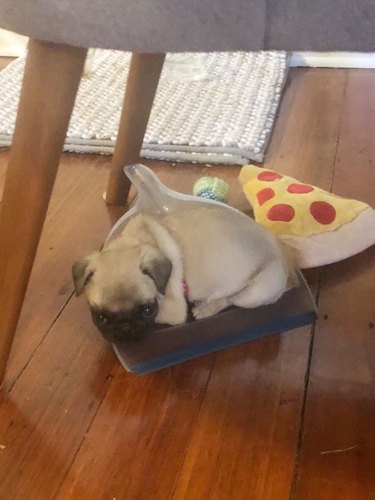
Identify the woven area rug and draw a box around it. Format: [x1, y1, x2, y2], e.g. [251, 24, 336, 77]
[0, 50, 288, 164]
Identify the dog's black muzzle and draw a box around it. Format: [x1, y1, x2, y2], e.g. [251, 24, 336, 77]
[90, 301, 159, 343]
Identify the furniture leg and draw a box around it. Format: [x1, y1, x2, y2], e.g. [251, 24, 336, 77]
[105, 52, 165, 205]
[0, 39, 87, 382]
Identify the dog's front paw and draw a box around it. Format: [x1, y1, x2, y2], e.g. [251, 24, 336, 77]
[156, 295, 187, 325]
[192, 303, 216, 320]
[192, 298, 229, 320]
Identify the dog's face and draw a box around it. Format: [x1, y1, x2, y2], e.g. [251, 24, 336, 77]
[72, 243, 172, 343]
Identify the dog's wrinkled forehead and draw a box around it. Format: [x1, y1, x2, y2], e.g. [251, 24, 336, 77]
[85, 247, 157, 312]
[89, 282, 140, 313]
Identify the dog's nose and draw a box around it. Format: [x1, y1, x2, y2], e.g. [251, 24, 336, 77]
[99, 320, 143, 343]
[90, 308, 143, 342]
[105, 328, 143, 343]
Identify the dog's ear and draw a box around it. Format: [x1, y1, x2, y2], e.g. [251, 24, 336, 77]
[72, 256, 96, 296]
[141, 250, 172, 295]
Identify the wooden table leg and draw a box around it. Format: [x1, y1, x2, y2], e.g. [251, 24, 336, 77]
[0, 39, 87, 383]
[105, 52, 165, 206]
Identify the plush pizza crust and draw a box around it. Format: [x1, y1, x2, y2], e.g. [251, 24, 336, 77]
[280, 208, 375, 268]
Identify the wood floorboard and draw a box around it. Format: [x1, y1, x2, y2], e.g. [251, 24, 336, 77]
[0, 57, 14, 71]
[294, 69, 375, 500]
[0, 150, 9, 192]
[0, 298, 116, 499]
[0, 67, 373, 500]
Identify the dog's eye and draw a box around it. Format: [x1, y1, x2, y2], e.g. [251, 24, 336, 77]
[140, 303, 156, 318]
[98, 312, 109, 324]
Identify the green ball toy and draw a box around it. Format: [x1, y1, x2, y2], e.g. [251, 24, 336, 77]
[192, 176, 229, 203]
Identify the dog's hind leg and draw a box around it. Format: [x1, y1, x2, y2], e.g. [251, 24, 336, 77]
[193, 261, 288, 320]
[230, 261, 288, 309]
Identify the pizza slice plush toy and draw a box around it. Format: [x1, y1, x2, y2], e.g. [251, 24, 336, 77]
[239, 165, 375, 268]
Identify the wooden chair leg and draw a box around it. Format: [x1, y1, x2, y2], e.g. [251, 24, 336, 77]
[0, 39, 87, 383]
[105, 52, 165, 206]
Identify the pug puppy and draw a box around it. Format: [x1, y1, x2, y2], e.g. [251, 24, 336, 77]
[72, 205, 297, 342]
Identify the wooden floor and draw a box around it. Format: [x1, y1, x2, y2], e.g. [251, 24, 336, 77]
[0, 67, 374, 500]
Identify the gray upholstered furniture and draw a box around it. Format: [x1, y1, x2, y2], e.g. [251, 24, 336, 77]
[1, 0, 375, 52]
[0, 0, 374, 381]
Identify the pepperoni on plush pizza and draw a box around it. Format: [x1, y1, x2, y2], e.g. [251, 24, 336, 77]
[257, 188, 275, 206]
[310, 201, 336, 225]
[287, 183, 314, 194]
[267, 203, 295, 222]
[257, 171, 283, 182]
